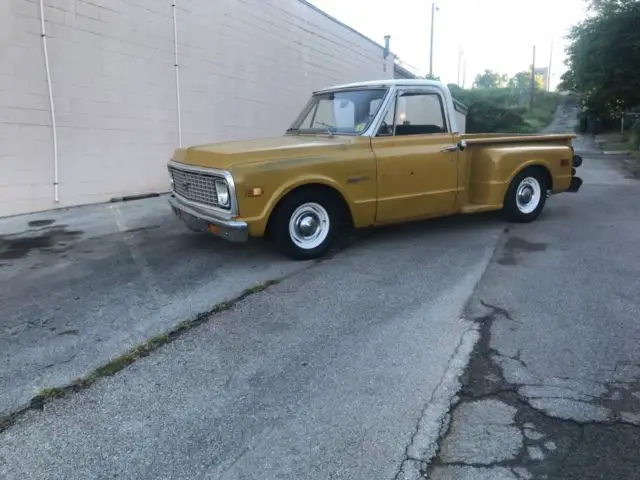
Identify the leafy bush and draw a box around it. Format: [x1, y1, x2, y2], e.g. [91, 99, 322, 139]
[465, 99, 529, 133]
[448, 85, 561, 134]
[631, 119, 640, 149]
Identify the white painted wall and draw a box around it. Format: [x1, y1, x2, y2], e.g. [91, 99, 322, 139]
[0, 0, 393, 217]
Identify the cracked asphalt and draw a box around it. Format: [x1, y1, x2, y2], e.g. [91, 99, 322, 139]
[428, 131, 640, 478]
[1, 104, 638, 479]
[0, 205, 504, 479]
[0, 198, 310, 417]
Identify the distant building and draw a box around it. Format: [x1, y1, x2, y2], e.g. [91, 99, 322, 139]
[394, 62, 420, 80]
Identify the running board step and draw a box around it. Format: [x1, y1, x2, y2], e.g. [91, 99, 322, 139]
[459, 204, 502, 214]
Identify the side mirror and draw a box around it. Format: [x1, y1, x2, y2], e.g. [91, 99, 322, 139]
[457, 140, 467, 151]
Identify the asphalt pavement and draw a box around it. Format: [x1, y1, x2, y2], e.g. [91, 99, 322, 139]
[428, 128, 640, 478]
[1, 209, 505, 479]
[2, 105, 638, 479]
[0, 198, 310, 417]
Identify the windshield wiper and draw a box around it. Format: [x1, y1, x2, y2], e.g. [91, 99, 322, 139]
[315, 121, 335, 137]
[286, 127, 301, 135]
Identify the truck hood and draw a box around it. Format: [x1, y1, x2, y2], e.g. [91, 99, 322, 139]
[172, 134, 359, 170]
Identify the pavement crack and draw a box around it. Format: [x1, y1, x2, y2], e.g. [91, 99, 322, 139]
[392, 323, 479, 480]
[458, 386, 517, 401]
[514, 393, 640, 429]
[490, 348, 528, 368]
[44, 354, 78, 369]
[428, 291, 640, 479]
[479, 300, 518, 323]
[0, 269, 307, 435]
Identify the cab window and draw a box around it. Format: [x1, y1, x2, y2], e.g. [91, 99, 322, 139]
[378, 91, 448, 136]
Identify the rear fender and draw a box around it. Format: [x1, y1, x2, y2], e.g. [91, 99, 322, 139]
[507, 160, 553, 190]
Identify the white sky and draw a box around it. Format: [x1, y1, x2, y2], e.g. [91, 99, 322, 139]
[308, 0, 589, 89]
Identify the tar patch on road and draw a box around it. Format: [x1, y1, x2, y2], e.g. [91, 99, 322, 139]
[426, 304, 640, 480]
[0, 225, 83, 261]
[123, 225, 161, 235]
[498, 236, 548, 266]
[27, 219, 55, 228]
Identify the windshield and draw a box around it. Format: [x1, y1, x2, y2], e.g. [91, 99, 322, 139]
[288, 88, 388, 135]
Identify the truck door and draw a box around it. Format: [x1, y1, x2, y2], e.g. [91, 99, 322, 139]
[371, 88, 459, 223]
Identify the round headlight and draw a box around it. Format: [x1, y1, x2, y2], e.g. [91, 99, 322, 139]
[215, 179, 230, 207]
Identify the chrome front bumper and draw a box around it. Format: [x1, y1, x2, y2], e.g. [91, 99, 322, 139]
[168, 194, 249, 243]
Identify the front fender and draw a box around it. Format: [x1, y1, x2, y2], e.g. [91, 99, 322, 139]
[239, 174, 355, 237]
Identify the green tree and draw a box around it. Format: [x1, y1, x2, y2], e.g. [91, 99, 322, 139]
[473, 69, 508, 89]
[560, 0, 640, 116]
[508, 70, 545, 90]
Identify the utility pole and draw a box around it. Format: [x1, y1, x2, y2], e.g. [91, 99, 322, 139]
[462, 60, 467, 88]
[429, 2, 438, 77]
[530, 45, 536, 109]
[548, 38, 554, 91]
[457, 46, 463, 85]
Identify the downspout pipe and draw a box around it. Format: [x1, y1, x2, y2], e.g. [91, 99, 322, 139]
[39, 0, 59, 203]
[172, 0, 183, 147]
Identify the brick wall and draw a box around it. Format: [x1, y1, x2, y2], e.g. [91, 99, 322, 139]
[0, 0, 393, 217]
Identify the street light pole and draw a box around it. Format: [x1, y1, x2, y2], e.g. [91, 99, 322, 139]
[548, 38, 554, 92]
[429, 2, 436, 77]
[530, 45, 536, 109]
[462, 60, 467, 88]
[457, 46, 463, 85]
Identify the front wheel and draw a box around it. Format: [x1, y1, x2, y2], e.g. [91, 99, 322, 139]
[270, 190, 341, 260]
[502, 169, 548, 223]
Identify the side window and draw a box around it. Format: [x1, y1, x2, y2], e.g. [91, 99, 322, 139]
[377, 100, 396, 136]
[394, 92, 447, 136]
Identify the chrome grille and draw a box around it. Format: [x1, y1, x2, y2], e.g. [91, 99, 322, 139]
[169, 166, 222, 208]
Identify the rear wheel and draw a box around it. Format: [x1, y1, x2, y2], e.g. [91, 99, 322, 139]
[270, 189, 342, 260]
[503, 168, 548, 223]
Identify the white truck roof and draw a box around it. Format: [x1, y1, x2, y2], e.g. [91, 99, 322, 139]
[313, 79, 469, 116]
[314, 79, 444, 93]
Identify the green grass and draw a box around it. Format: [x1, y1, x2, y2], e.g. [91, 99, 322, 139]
[523, 107, 558, 133]
[522, 92, 563, 133]
[36, 387, 67, 400]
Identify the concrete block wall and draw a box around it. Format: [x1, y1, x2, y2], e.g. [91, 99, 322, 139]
[0, 0, 393, 217]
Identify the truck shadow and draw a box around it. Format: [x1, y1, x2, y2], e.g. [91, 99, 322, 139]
[338, 211, 505, 251]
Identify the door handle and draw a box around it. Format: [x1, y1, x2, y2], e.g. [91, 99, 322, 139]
[440, 145, 458, 152]
[441, 141, 467, 153]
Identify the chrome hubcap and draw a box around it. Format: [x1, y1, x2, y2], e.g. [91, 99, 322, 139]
[297, 215, 319, 237]
[518, 186, 534, 205]
[515, 177, 542, 214]
[289, 202, 330, 250]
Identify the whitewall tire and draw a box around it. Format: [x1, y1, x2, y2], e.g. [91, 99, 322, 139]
[503, 168, 548, 223]
[270, 188, 342, 260]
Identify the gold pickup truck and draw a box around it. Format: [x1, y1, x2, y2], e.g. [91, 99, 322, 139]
[167, 79, 583, 260]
